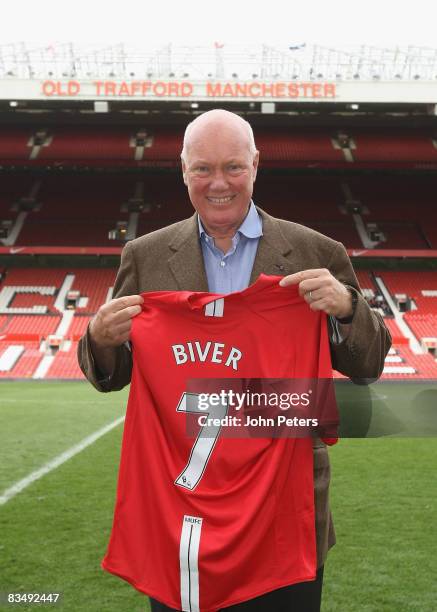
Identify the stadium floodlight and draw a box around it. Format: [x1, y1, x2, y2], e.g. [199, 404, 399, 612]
[9, 101, 18, 107]
[191, 103, 199, 109]
[350, 103, 359, 110]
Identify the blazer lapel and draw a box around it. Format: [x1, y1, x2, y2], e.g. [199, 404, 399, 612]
[167, 207, 300, 291]
[250, 207, 299, 283]
[168, 213, 209, 292]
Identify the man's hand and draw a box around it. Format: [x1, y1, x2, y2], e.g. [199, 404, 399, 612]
[279, 269, 352, 319]
[89, 295, 144, 348]
[87, 295, 144, 378]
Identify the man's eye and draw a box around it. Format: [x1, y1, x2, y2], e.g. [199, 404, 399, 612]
[194, 166, 209, 174]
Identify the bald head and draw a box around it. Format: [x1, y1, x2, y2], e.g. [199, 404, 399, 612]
[180, 108, 259, 242]
[181, 109, 257, 161]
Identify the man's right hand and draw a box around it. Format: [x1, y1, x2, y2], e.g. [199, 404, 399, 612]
[89, 295, 144, 348]
[88, 295, 144, 377]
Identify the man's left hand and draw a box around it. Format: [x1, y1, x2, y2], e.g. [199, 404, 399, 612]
[279, 268, 353, 319]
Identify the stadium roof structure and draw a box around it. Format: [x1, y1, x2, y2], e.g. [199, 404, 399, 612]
[2, 42, 437, 81]
[1, 44, 437, 129]
[1, 43, 437, 107]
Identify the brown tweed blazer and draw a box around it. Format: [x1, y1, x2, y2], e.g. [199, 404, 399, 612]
[78, 206, 391, 567]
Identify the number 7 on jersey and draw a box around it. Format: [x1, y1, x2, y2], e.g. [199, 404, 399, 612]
[175, 392, 229, 491]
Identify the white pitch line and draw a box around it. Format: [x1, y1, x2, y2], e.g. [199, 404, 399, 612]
[0, 415, 125, 506]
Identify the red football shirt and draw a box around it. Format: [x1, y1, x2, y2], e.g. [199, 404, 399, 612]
[102, 274, 335, 612]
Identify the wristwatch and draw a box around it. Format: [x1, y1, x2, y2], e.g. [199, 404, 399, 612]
[335, 287, 358, 324]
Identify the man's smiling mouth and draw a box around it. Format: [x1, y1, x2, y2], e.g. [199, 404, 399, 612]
[206, 196, 235, 204]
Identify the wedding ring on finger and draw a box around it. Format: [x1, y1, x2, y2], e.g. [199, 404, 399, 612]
[309, 291, 313, 301]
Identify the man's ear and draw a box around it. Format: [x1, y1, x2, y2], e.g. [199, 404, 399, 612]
[252, 150, 260, 182]
[181, 158, 188, 186]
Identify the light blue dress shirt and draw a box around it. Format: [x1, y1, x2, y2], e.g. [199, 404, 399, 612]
[198, 201, 262, 294]
[198, 201, 345, 343]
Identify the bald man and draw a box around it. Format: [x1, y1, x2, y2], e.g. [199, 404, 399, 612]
[79, 109, 391, 611]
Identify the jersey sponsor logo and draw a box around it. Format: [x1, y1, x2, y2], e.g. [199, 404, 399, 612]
[171, 341, 242, 371]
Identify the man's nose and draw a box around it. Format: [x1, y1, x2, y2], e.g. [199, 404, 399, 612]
[209, 171, 229, 191]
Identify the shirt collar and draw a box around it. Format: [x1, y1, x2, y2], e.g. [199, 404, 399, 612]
[197, 201, 263, 239]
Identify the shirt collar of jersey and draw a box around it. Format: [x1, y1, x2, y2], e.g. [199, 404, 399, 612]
[197, 201, 263, 241]
[185, 273, 298, 310]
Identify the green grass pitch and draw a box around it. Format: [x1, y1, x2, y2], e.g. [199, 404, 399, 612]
[0, 381, 436, 611]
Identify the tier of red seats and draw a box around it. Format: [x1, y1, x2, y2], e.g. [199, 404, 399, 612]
[0, 267, 436, 379]
[8, 293, 56, 311]
[71, 270, 116, 313]
[354, 270, 375, 291]
[371, 223, 429, 249]
[68, 316, 92, 339]
[405, 313, 437, 340]
[2, 173, 437, 249]
[38, 128, 132, 160]
[379, 271, 437, 311]
[0, 340, 42, 378]
[45, 342, 84, 379]
[0, 130, 33, 159]
[255, 130, 344, 162]
[382, 345, 437, 379]
[0, 268, 116, 316]
[351, 130, 437, 162]
[0, 314, 8, 332]
[1, 127, 437, 163]
[1, 315, 60, 335]
[383, 318, 407, 344]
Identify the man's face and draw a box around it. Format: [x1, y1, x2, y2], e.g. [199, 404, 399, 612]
[181, 121, 259, 235]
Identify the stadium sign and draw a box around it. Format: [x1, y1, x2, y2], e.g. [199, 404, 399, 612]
[2, 78, 437, 103]
[40, 80, 337, 99]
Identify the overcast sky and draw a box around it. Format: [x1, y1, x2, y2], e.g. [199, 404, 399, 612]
[1, 0, 435, 48]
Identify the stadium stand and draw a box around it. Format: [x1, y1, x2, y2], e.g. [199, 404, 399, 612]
[2, 127, 437, 167]
[70, 269, 116, 313]
[45, 341, 84, 379]
[383, 318, 407, 344]
[38, 128, 133, 160]
[0, 267, 117, 378]
[0, 129, 34, 160]
[255, 129, 345, 163]
[379, 271, 437, 311]
[0, 340, 42, 378]
[351, 130, 437, 163]
[354, 270, 375, 291]
[1, 119, 436, 379]
[0, 265, 435, 379]
[68, 316, 92, 340]
[2, 173, 437, 249]
[1, 315, 60, 335]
